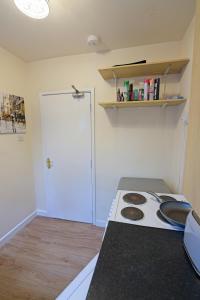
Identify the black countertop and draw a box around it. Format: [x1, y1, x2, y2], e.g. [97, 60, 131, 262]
[87, 221, 200, 300]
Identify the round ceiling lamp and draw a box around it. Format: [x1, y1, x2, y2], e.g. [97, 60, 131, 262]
[14, 0, 49, 19]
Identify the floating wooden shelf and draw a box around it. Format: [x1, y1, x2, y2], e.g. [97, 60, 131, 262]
[99, 99, 187, 108]
[98, 58, 189, 80]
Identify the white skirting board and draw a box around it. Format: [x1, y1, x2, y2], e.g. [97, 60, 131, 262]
[37, 210, 106, 228]
[37, 209, 48, 217]
[95, 219, 106, 228]
[0, 210, 37, 248]
[0, 211, 106, 248]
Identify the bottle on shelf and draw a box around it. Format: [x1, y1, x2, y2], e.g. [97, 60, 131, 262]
[139, 82, 144, 100]
[153, 78, 160, 100]
[129, 83, 133, 101]
[144, 79, 149, 100]
[139, 88, 144, 100]
[134, 89, 139, 100]
[117, 88, 121, 102]
[149, 78, 154, 100]
[124, 80, 129, 101]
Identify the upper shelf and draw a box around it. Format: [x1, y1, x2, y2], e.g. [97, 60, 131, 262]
[98, 58, 189, 80]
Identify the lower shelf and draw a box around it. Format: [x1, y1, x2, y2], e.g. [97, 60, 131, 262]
[99, 99, 186, 108]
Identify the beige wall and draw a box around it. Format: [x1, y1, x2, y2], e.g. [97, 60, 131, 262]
[165, 17, 195, 193]
[0, 19, 195, 234]
[28, 40, 193, 223]
[0, 19, 195, 231]
[183, 1, 200, 215]
[0, 47, 35, 239]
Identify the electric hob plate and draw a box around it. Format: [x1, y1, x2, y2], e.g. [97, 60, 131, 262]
[123, 193, 147, 205]
[121, 207, 144, 221]
[159, 195, 177, 202]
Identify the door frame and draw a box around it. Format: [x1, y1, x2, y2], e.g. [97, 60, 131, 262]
[40, 88, 96, 225]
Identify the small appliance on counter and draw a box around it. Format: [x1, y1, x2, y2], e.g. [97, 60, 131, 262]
[184, 210, 200, 276]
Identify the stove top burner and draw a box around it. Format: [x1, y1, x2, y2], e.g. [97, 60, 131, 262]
[159, 195, 177, 202]
[121, 207, 144, 221]
[156, 210, 170, 224]
[123, 193, 147, 205]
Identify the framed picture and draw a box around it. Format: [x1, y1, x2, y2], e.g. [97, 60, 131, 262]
[0, 93, 26, 134]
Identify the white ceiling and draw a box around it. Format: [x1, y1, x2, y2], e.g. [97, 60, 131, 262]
[0, 0, 195, 62]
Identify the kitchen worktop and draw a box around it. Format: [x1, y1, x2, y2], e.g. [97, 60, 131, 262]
[87, 221, 200, 300]
[118, 177, 171, 193]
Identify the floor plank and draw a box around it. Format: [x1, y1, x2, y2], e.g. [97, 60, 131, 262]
[0, 216, 104, 300]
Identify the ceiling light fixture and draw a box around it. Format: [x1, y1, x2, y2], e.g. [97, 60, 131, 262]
[14, 0, 49, 19]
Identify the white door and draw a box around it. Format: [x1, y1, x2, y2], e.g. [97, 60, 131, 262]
[40, 91, 93, 223]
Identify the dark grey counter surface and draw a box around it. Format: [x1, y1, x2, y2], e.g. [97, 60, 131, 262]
[87, 221, 200, 300]
[118, 177, 171, 193]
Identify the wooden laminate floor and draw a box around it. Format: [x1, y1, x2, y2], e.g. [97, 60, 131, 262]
[0, 216, 104, 300]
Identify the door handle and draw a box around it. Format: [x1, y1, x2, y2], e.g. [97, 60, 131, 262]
[46, 158, 52, 169]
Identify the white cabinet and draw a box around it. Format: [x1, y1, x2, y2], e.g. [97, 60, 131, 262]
[56, 198, 117, 300]
[56, 255, 98, 300]
[67, 271, 93, 300]
[108, 198, 118, 221]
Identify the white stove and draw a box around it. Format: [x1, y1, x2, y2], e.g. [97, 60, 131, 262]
[109, 190, 187, 231]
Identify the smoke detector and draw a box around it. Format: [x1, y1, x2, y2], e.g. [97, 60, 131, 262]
[87, 35, 99, 47]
